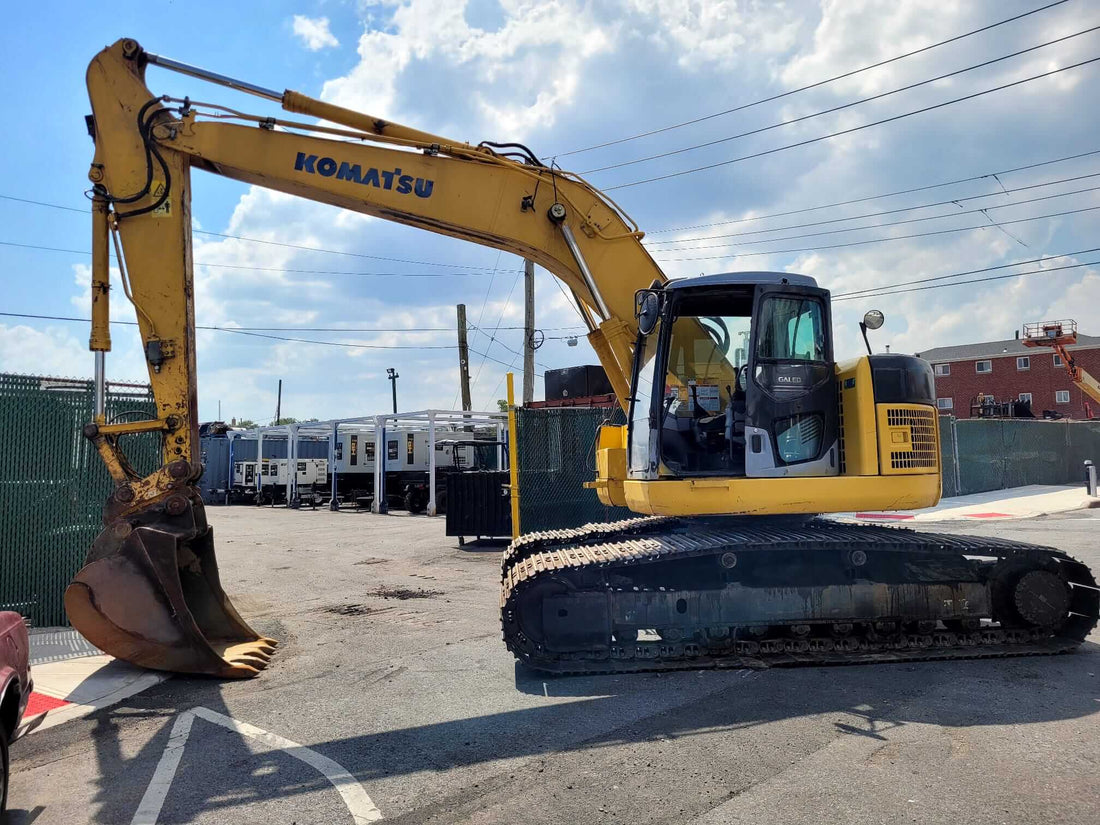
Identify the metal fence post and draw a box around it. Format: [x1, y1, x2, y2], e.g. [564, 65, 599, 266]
[950, 415, 962, 497]
[507, 373, 521, 539]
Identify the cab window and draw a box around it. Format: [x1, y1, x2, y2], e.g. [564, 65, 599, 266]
[757, 297, 826, 362]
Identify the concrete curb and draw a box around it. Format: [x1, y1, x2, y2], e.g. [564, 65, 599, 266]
[831, 485, 1097, 525]
[18, 631, 169, 737]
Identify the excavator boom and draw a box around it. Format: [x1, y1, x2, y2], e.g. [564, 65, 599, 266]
[69, 39, 1098, 678]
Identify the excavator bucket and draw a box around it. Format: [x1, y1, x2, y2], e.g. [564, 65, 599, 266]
[65, 490, 275, 678]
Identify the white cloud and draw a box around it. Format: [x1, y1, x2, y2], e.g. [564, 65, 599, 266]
[321, 0, 616, 138]
[292, 15, 340, 51]
[0, 324, 90, 379]
[628, 0, 803, 70]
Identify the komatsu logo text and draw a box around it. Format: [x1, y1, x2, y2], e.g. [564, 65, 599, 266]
[294, 153, 434, 198]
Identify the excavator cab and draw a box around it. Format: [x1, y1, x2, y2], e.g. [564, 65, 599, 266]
[629, 273, 838, 481]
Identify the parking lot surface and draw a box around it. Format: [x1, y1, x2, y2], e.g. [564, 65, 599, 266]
[7, 507, 1099, 824]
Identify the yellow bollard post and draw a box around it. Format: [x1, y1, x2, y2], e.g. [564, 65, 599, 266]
[507, 372, 521, 539]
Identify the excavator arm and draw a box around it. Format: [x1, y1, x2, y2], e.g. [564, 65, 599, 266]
[69, 38, 664, 676]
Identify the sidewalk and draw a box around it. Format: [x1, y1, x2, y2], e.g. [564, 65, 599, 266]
[834, 483, 1098, 524]
[18, 628, 168, 737]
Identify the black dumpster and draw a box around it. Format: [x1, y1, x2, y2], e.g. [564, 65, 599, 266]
[445, 471, 511, 544]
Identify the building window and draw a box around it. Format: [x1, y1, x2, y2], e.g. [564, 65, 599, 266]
[975, 360, 992, 373]
[1018, 393, 1033, 405]
[934, 363, 950, 376]
[936, 397, 953, 410]
[1016, 356, 1030, 371]
[1053, 353, 1063, 367]
[1056, 390, 1070, 404]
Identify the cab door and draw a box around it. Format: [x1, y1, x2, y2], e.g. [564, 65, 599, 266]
[745, 284, 839, 477]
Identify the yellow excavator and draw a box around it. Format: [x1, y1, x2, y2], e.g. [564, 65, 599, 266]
[67, 39, 1099, 677]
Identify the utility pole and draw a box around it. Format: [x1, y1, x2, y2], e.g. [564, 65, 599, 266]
[275, 379, 282, 424]
[523, 259, 535, 405]
[456, 304, 472, 411]
[387, 367, 399, 414]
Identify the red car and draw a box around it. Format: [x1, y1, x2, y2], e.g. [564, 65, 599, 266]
[0, 611, 31, 813]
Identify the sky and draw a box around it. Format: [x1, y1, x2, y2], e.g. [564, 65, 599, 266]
[1, 0, 1098, 424]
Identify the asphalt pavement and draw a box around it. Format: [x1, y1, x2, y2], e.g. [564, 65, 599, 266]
[6, 507, 1099, 825]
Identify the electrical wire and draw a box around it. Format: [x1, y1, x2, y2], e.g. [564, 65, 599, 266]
[606, 56, 1100, 191]
[654, 204, 1100, 263]
[646, 149, 1100, 234]
[556, 0, 1071, 157]
[584, 25, 1100, 175]
[192, 230, 505, 271]
[833, 259, 1100, 301]
[832, 248, 1100, 298]
[0, 195, 505, 272]
[644, 171, 1100, 246]
[468, 269, 525, 396]
[0, 311, 586, 335]
[650, 183, 1100, 253]
[0, 239, 506, 279]
[0, 309, 541, 369]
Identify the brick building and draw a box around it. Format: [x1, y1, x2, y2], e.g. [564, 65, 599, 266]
[916, 332, 1100, 419]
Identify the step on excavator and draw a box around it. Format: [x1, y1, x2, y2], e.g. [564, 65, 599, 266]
[67, 39, 1099, 677]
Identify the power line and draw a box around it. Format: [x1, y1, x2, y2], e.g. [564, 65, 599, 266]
[647, 148, 1100, 234]
[556, 0, 1070, 158]
[0, 309, 541, 370]
[832, 248, 1100, 298]
[653, 204, 1100, 262]
[644, 171, 1100, 246]
[215, 328, 456, 349]
[833, 259, 1100, 302]
[469, 269, 525, 396]
[193, 230, 503, 271]
[607, 55, 1100, 191]
[584, 25, 1100, 175]
[0, 195, 505, 272]
[0, 239, 506, 279]
[650, 182, 1100, 253]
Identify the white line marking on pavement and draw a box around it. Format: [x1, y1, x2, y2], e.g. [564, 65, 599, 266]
[131, 710, 194, 825]
[131, 706, 382, 825]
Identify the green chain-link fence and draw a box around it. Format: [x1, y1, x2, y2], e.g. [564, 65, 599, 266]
[0, 373, 160, 626]
[515, 406, 632, 533]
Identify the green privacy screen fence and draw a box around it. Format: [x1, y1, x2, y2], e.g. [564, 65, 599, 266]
[516, 407, 1100, 532]
[0, 373, 159, 627]
[515, 406, 633, 533]
[939, 416, 1100, 498]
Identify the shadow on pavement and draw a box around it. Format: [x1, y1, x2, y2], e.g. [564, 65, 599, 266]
[83, 641, 1100, 823]
[456, 538, 510, 553]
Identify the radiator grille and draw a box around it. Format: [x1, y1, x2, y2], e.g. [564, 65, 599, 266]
[886, 407, 937, 470]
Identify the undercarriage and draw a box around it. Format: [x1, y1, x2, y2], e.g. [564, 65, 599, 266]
[501, 517, 1099, 673]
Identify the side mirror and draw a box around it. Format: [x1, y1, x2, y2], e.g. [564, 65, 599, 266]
[859, 309, 885, 355]
[635, 290, 661, 335]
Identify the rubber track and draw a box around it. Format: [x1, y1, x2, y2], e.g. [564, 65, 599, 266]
[499, 518, 1100, 674]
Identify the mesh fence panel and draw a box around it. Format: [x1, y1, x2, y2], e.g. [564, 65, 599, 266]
[937, 416, 959, 499]
[515, 406, 632, 533]
[943, 417, 1100, 497]
[0, 373, 159, 626]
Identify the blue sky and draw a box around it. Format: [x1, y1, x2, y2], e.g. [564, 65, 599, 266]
[2, 0, 1099, 423]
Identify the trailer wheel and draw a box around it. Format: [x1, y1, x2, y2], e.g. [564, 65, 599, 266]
[404, 489, 426, 514]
